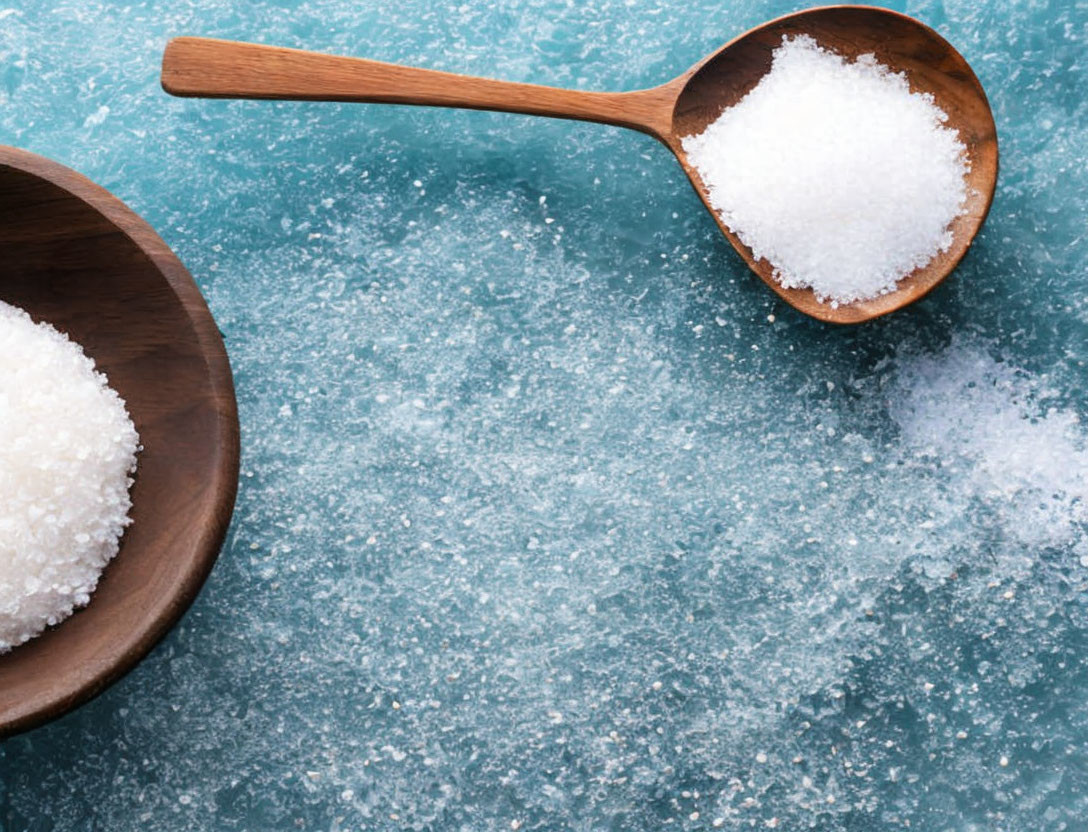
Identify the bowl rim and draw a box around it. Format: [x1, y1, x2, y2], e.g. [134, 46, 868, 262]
[0, 145, 241, 738]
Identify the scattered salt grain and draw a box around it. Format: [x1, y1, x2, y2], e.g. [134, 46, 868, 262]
[889, 340, 1088, 552]
[682, 35, 968, 306]
[0, 301, 139, 651]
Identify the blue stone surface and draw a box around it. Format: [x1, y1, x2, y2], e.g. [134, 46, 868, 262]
[2, 0, 1086, 829]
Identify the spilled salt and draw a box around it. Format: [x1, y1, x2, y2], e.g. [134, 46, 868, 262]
[889, 339, 1088, 553]
[0, 301, 139, 651]
[682, 35, 969, 307]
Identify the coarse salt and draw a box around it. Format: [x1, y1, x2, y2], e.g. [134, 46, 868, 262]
[0, 301, 139, 651]
[682, 35, 969, 307]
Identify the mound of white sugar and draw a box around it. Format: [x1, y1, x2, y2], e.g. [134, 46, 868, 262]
[682, 35, 969, 306]
[0, 301, 139, 652]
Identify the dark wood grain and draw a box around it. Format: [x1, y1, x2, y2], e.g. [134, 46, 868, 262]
[162, 5, 998, 324]
[0, 146, 240, 738]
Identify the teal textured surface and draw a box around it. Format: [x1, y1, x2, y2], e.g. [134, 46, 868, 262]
[1, 0, 1086, 829]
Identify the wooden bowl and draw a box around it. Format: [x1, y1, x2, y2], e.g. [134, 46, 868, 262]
[0, 146, 240, 737]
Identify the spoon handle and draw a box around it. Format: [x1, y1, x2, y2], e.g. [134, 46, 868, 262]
[162, 38, 678, 139]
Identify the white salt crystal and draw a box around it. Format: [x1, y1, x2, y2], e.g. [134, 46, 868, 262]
[0, 301, 139, 651]
[682, 36, 968, 306]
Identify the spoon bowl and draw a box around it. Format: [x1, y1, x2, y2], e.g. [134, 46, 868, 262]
[0, 146, 239, 737]
[162, 4, 997, 323]
[670, 6, 998, 322]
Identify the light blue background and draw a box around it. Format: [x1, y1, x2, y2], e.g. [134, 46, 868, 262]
[1, 0, 1086, 829]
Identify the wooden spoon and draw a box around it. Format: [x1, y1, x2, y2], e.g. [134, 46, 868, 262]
[162, 5, 997, 324]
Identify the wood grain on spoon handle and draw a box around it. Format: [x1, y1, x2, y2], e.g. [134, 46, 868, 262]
[162, 37, 680, 139]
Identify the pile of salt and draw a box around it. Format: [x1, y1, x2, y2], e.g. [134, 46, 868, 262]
[682, 36, 969, 307]
[0, 301, 139, 651]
